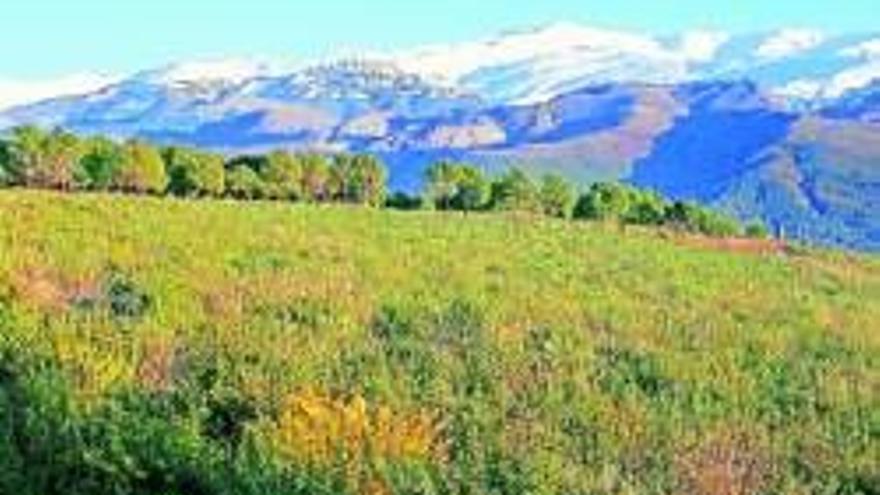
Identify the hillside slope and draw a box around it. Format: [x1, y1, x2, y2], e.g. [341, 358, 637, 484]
[0, 191, 877, 494]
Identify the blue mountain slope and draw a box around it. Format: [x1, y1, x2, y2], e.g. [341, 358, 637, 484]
[630, 110, 795, 201]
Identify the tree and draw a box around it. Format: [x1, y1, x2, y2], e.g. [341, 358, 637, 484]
[425, 161, 462, 210]
[262, 151, 303, 200]
[6, 126, 82, 189]
[226, 166, 266, 200]
[0, 139, 12, 186]
[539, 174, 576, 218]
[300, 153, 332, 202]
[75, 137, 124, 190]
[6, 126, 47, 186]
[42, 129, 83, 190]
[424, 161, 489, 212]
[573, 182, 632, 221]
[450, 165, 489, 212]
[623, 189, 666, 226]
[664, 200, 741, 237]
[490, 168, 541, 213]
[331, 153, 387, 206]
[112, 140, 168, 194]
[164, 147, 225, 197]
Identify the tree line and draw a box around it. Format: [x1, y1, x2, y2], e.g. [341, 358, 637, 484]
[0, 126, 386, 206]
[0, 126, 767, 238]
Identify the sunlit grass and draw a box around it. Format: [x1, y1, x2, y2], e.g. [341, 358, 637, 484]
[0, 189, 877, 494]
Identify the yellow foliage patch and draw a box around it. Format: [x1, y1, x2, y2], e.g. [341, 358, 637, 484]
[265, 389, 441, 465]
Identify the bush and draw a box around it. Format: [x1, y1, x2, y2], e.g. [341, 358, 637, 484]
[105, 273, 151, 320]
[385, 191, 424, 210]
[745, 221, 770, 239]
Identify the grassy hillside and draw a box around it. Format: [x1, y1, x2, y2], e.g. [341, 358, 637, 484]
[0, 190, 878, 495]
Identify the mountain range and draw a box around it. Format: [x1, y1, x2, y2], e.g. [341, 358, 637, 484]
[1, 23, 879, 250]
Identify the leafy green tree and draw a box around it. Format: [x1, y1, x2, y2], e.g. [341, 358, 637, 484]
[114, 141, 168, 194]
[450, 165, 490, 212]
[0, 139, 12, 186]
[226, 155, 268, 175]
[623, 189, 666, 225]
[573, 182, 632, 221]
[331, 153, 387, 206]
[6, 126, 82, 189]
[226, 166, 266, 200]
[262, 151, 303, 200]
[300, 153, 332, 202]
[490, 168, 541, 213]
[425, 161, 462, 210]
[539, 174, 576, 218]
[164, 147, 225, 197]
[425, 162, 490, 212]
[75, 137, 124, 190]
[664, 200, 741, 237]
[5, 126, 48, 186]
[42, 129, 83, 190]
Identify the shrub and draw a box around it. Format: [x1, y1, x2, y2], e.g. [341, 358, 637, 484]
[105, 273, 151, 320]
[385, 191, 424, 210]
[745, 222, 770, 239]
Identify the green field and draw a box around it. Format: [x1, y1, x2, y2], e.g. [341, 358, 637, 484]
[0, 190, 878, 495]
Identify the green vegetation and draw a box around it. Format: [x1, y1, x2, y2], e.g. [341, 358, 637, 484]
[0, 126, 771, 240]
[0, 189, 877, 495]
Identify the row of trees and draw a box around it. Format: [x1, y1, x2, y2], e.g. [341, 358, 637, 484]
[0, 126, 765, 238]
[421, 161, 767, 238]
[0, 126, 387, 206]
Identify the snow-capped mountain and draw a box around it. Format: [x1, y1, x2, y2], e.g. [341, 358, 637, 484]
[4, 23, 880, 133]
[3, 23, 880, 112]
[381, 23, 880, 104]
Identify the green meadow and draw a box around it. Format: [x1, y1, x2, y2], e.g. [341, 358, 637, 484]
[0, 189, 877, 495]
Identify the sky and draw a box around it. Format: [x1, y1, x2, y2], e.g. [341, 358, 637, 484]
[1, 0, 878, 80]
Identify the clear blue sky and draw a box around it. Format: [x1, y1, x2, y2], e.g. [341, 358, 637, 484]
[1, 0, 877, 77]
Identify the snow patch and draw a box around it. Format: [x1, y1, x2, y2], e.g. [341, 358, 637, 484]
[840, 38, 880, 60]
[0, 73, 119, 110]
[679, 31, 730, 63]
[133, 58, 294, 86]
[825, 61, 880, 97]
[756, 29, 825, 59]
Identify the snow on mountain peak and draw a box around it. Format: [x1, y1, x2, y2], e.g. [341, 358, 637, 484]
[756, 29, 825, 60]
[3, 23, 880, 116]
[840, 38, 880, 60]
[132, 58, 292, 86]
[677, 31, 730, 63]
[0, 73, 119, 110]
[390, 22, 670, 83]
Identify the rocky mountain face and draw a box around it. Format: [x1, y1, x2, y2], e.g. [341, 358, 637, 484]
[1, 24, 879, 250]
